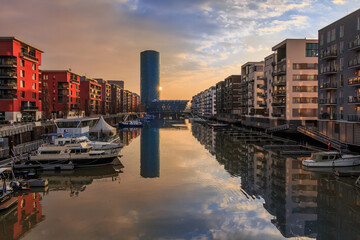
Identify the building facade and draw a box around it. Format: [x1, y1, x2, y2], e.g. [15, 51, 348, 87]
[140, 50, 160, 110]
[318, 9, 360, 145]
[0, 37, 43, 122]
[41, 70, 82, 118]
[80, 77, 102, 116]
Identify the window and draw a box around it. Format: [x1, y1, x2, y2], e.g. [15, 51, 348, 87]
[32, 64, 36, 71]
[340, 24, 344, 38]
[340, 58, 344, 71]
[327, 30, 331, 43]
[331, 29, 336, 42]
[320, 34, 324, 46]
[32, 83, 36, 90]
[293, 63, 318, 69]
[32, 73, 36, 80]
[32, 92, 36, 99]
[293, 86, 318, 92]
[20, 91, 25, 98]
[292, 108, 317, 117]
[340, 41, 344, 54]
[358, 16, 360, 30]
[293, 74, 318, 81]
[20, 60, 25, 67]
[306, 43, 318, 57]
[20, 70, 25, 77]
[20, 81, 25, 88]
[340, 74, 344, 87]
[292, 97, 318, 103]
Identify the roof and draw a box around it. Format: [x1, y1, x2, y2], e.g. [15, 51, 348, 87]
[55, 117, 98, 123]
[41, 70, 81, 76]
[89, 116, 116, 133]
[0, 37, 44, 53]
[318, 8, 360, 31]
[272, 38, 318, 51]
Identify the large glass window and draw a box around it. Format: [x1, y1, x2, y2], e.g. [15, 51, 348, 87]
[306, 43, 318, 57]
[340, 24, 344, 38]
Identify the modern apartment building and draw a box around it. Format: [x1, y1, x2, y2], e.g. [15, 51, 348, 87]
[80, 77, 102, 116]
[110, 83, 123, 114]
[191, 86, 216, 117]
[240, 62, 265, 116]
[270, 39, 318, 128]
[0, 37, 43, 122]
[96, 78, 112, 115]
[215, 75, 241, 122]
[107, 80, 124, 89]
[41, 70, 82, 118]
[318, 9, 360, 145]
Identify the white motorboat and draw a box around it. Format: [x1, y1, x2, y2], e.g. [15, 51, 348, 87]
[192, 117, 207, 123]
[27, 142, 118, 168]
[54, 136, 123, 155]
[118, 120, 143, 128]
[302, 151, 360, 167]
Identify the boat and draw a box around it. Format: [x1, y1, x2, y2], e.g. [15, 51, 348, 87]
[140, 115, 155, 122]
[54, 136, 123, 155]
[302, 151, 360, 167]
[192, 117, 207, 123]
[0, 168, 17, 211]
[24, 142, 118, 168]
[118, 120, 143, 128]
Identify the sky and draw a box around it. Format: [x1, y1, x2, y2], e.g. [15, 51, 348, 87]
[0, 0, 360, 100]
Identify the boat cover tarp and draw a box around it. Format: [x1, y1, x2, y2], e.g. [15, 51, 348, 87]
[89, 116, 116, 133]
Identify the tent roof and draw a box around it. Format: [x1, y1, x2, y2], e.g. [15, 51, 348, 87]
[89, 116, 116, 133]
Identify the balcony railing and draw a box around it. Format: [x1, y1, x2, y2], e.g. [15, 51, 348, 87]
[20, 52, 38, 62]
[21, 105, 39, 111]
[320, 50, 338, 60]
[0, 82, 17, 89]
[348, 77, 360, 86]
[349, 57, 360, 69]
[319, 98, 337, 105]
[319, 82, 337, 89]
[349, 38, 360, 51]
[258, 84, 267, 90]
[0, 71, 17, 79]
[348, 96, 360, 104]
[272, 80, 286, 86]
[320, 65, 338, 75]
[348, 115, 360, 122]
[272, 90, 286, 96]
[0, 94, 17, 100]
[272, 113, 285, 118]
[272, 102, 286, 107]
[319, 113, 337, 120]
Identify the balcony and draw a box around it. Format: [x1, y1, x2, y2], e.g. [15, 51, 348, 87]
[348, 115, 360, 122]
[21, 105, 39, 111]
[0, 82, 17, 90]
[349, 57, 360, 69]
[348, 77, 360, 86]
[58, 84, 69, 90]
[320, 50, 337, 60]
[258, 102, 267, 107]
[0, 57, 17, 68]
[20, 51, 38, 62]
[348, 96, 360, 104]
[273, 69, 286, 76]
[0, 71, 17, 79]
[272, 80, 286, 86]
[257, 92, 267, 98]
[319, 98, 337, 105]
[349, 38, 360, 51]
[0, 94, 17, 100]
[272, 91, 286, 96]
[320, 65, 338, 75]
[319, 112, 337, 120]
[319, 82, 337, 90]
[258, 84, 267, 90]
[272, 113, 285, 118]
[272, 102, 286, 107]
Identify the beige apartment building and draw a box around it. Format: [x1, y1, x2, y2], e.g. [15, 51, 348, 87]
[269, 39, 318, 129]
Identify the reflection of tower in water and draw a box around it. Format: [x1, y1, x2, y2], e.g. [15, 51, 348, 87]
[140, 127, 160, 178]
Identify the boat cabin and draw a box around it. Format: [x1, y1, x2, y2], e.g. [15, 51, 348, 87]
[55, 117, 99, 137]
[310, 152, 341, 162]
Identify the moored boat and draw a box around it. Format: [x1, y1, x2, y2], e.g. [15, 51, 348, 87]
[302, 151, 360, 167]
[118, 120, 143, 128]
[207, 123, 229, 127]
[26, 142, 118, 168]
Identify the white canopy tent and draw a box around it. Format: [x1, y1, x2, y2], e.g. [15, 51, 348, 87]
[89, 116, 116, 137]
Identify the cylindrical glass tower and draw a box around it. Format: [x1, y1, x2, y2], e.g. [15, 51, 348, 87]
[140, 50, 160, 110]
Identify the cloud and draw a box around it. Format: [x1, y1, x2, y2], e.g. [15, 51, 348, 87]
[259, 15, 310, 34]
[333, 0, 346, 4]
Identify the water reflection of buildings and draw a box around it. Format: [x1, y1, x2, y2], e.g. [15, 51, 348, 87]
[119, 128, 140, 146]
[140, 127, 160, 178]
[191, 124, 319, 238]
[0, 193, 44, 240]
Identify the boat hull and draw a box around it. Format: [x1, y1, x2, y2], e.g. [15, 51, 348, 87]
[28, 155, 117, 168]
[302, 158, 360, 167]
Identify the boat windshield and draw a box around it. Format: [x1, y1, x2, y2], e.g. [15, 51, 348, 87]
[310, 152, 341, 161]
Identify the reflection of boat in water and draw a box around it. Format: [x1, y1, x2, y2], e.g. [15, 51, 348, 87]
[0, 168, 18, 211]
[302, 152, 360, 167]
[207, 123, 229, 127]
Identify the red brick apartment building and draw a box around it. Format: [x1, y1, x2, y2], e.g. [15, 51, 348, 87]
[0, 37, 43, 122]
[80, 77, 102, 116]
[41, 70, 83, 119]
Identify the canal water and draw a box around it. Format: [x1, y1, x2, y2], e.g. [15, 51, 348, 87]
[1, 119, 360, 240]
